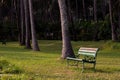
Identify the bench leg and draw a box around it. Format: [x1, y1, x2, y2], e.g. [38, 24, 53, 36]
[93, 63, 96, 71]
[82, 61, 84, 72]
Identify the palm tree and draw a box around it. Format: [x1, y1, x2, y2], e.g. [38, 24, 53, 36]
[82, 0, 86, 20]
[23, 0, 31, 49]
[20, 0, 25, 45]
[118, 0, 120, 28]
[58, 0, 75, 59]
[28, 0, 40, 51]
[94, 0, 97, 21]
[109, 0, 117, 41]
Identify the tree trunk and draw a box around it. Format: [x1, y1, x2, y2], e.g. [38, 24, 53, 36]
[67, 0, 77, 41]
[101, 0, 106, 20]
[20, 0, 25, 45]
[14, 0, 21, 44]
[93, 0, 98, 41]
[109, 0, 117, 41]
[94, 0, 97, 21]
[118, 0, 120, 41]
[58, 0, 75, 59]
[82, 0, 86, 20]
[23, 0, 31, 49]
[75, 0, 78, 19]
[28, 0, 40, 51]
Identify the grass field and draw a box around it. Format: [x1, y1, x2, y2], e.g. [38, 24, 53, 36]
[0, 40, 120, 80]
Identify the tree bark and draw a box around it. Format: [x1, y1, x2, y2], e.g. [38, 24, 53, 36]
[93, 0, 98, 41]
[118, 0, 120, 41]
[58, 0, 75, 59]
[67, 0, 77, 41]
[28, 0, 40, 51]
[23, 0, 31, 49]
[14, 0, 21, 44]
[20, 0, 25, 45]
[94, 0, 97, 21]
[101, 0, 106, 20]
[82, 0, 86, 20]
[109, 0, 117, 41]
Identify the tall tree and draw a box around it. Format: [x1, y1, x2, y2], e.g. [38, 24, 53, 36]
[14, 0, 21, 44]
[119, 0, 120, 29]
[117, 0, 120, 41]
[94, 0, 97, 21]
[28, 0, 40, 51]
[93, 0, 98, 41]
[58, 0, 75, 59]
[101, 0, 106, 20]
[23, 0, 31, 49]
[82, 0, 86, 20]
[75, 0, 78, 19]
[20, 0, 25, 45]
[109, 0, 117, 41]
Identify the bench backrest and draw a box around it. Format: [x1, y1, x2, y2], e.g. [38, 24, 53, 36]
[78, 47, 99, 59]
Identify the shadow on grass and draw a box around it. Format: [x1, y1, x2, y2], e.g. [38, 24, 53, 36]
[71, 66, 120, 73]
[95, 68, 120, 73]
[95, 69, 112, 73]
[37, 74, 65, 79]
[0, 46, 31, 53]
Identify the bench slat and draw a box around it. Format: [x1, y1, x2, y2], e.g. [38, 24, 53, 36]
[67, 57, 82, 61]
[80, 47, 98, 50]
[78, 47, 98, 57]
[79, 50, 97, 53]
[78, 52, 96, 57]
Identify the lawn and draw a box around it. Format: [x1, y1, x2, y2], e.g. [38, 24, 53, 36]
[0, 40, 120, 80]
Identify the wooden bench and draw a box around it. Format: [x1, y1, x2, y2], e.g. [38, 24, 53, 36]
[66, 47, 99, 72]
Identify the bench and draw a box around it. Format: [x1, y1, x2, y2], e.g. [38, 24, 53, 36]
[66, 47, 99, 72]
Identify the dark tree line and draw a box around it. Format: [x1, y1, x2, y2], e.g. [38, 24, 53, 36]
[1, 0, 120, 41]
[0, 0, 120, 58]
[0, 0, 40, 51]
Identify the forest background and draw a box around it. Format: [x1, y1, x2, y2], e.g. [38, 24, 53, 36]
[0, 0, 120, 42]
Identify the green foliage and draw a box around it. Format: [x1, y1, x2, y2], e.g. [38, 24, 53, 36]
[0, 74, 30, 80]
[36, 22, 61, 40]
[0, 60, 23, 74]
[72, 20, 111, 41]
[97, 20, 111, 40]
[102, 41, 120, 50]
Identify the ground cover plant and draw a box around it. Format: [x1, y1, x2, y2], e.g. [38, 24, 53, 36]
[0, 40, 120, 80]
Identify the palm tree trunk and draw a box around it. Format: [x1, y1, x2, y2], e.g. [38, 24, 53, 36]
[93, 0, 98, 41]
[109, 0, 117, 41]
[28, 0, 40, 51]
[94, 0, 97, 21]
[67, 0, 77, 41]
[23, 0, 31, 49]
[58, 0, 75, 59]
[118, 0, 120, 41]
[101, 0, 106, 20]
[82, 0, 86, 20]
[14, 0, 21, 44]
[20, 0, 25, 45]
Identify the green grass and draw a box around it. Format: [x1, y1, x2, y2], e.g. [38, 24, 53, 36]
[0, 40, 120, 80]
